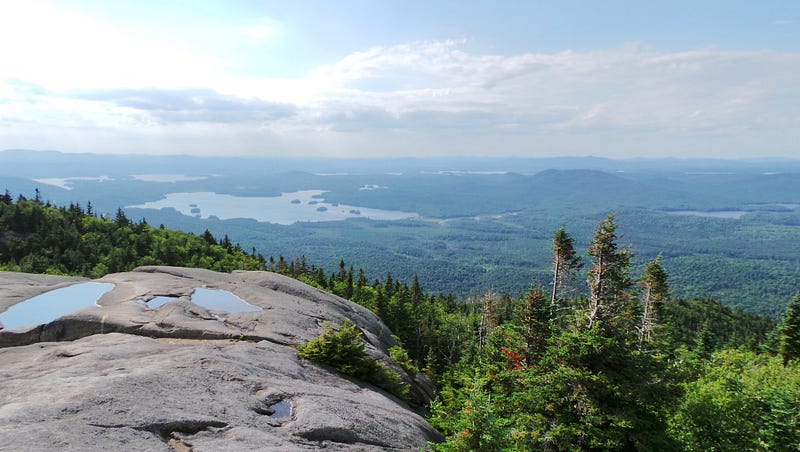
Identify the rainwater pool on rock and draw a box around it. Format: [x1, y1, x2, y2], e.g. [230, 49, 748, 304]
[190, 288, 262, 313]
[269, 400, 292, 419]
[145, 296, 180, 308]
[0, 282, 115, 329]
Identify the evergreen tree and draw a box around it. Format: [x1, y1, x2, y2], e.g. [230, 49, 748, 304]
[411, 274, 423, 309]
[279, 255, 290, 274]
[639, 254, 669, 350]
[344, 265, 354, 299]
[551, 226, 582, 316]
[221, 234, 232, 249]
[586, 214, 634, 333]
[478, 291, 499, 351]
[517, 287, 551, 364]
[202, 229, 217, 246]
[114, 207, 130, 226]
[779, 293, 800, 366]
[356, 269, 367, 290]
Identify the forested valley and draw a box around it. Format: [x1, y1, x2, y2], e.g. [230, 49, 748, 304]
[2, 193, 799, 450]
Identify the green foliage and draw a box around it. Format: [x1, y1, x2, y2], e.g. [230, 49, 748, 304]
[669, 349, 800, 451]
[586, 214, 635, 334]
[429, 379, 512, 451]
[551, 226, 582, 312]
[0, 196, 265, 276]
[389, 345, 419, 378]
[779, 293, 800, 366]
[427, 218, 783, 451]
[639, 255, 669, 349]
[516, 287, 551, 363]
[5, 191, 792, 450]
[663, 298, 775, 353]
[297, 319, 410, 401]
[297, 319, 369, 376]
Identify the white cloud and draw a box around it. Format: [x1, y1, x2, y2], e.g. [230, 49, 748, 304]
[1, 22, 799, 158]
[240, 19, 280, 41]
[273, 43, 800, 140]
[0, 1, 223, 91]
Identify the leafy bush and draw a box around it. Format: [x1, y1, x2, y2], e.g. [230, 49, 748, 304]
[389, 345, 419, 378]
[298, 318, 410, 401]
[668, 349, 800, 451]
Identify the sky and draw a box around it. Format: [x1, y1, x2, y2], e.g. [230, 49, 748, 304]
[0, 0, 798, 159]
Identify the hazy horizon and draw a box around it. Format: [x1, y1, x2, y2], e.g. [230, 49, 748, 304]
[1, 1, 799, 159]
[5, 148, 800, 163]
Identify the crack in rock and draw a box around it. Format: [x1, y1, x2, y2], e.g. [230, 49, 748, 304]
[134, 419, 228, 441]
[295, 427, 392, 448]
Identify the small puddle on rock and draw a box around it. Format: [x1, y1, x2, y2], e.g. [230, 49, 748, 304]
[190, 288, 261, 313]
[0, 282, 114, 329]
[268, 400, 292, 419]
[144, 296, 180, 308]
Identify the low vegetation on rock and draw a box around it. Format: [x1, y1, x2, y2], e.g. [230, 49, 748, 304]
[298, 318, 410, 401]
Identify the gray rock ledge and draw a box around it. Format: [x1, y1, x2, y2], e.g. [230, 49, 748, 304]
[0, 267, 443, 450]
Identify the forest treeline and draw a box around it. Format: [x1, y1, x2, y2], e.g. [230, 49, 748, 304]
[275, 216, 796, 450]
[2, 192, 799, 450]
[0, 191, 265, 276]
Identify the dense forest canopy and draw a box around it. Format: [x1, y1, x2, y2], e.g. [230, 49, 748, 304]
[3, 151, 800, 318]
[0, 191, 265, 276]
[1, 192, 798, 450]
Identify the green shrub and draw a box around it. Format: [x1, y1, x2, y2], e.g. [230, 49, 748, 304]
[298, 318, 410, 401]
[389, 345, 419, 378]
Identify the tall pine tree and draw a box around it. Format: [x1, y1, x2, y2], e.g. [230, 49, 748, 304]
[639, 254, 669, 350]
[780, 293, 800, 366]
[517, 287, 551, 364]
[586, 214, 634, 333]
[550, 227, 582, 318]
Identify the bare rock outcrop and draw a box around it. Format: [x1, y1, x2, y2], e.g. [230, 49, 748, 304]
[0, 267, 442, 450]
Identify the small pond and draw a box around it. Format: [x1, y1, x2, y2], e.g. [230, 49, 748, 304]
[190, 288, 262, 313]
[0, 282, 115, 329]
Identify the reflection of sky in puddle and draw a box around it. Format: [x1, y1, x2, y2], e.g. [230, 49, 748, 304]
[0, 282, 114, 329]
[269, 400, 292, 419]
[127, 190, 418, 225]
[190, 288, 261, 313]
[144, 296, 180, 308]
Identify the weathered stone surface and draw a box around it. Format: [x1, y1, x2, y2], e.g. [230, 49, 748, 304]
[1, 267, 396, 352]
[0, 267, 443, 450]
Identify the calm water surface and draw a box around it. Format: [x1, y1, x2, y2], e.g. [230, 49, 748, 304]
[144, 296, 180, 308]
[190, 288, 261, 313]
[127, 190, 418, 225]
[0, 282, 114, 329]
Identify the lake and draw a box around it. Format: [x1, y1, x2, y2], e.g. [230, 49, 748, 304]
[127, 190, 419, 225]
[131, 174, 209, 183]
[33, 176, 111, 190]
